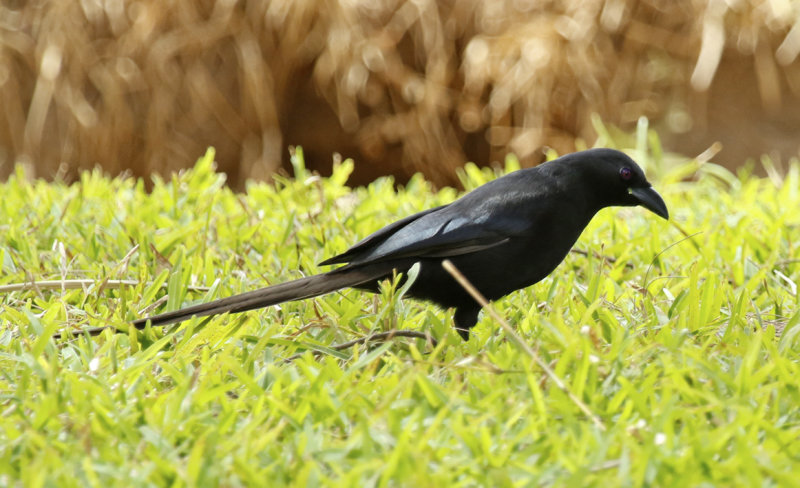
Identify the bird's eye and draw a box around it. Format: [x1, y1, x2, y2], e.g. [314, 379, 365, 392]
[619, 167, 633, 181]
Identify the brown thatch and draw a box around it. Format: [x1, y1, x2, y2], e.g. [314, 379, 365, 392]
[1, 0, 799, 187]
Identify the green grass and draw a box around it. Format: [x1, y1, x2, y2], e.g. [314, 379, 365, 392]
[1, 137, 800, 486]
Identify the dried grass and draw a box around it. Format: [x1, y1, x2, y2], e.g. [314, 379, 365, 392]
[1, 0, 798, 186]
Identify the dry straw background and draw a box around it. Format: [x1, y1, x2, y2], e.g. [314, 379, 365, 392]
[1, 0, 799, 187]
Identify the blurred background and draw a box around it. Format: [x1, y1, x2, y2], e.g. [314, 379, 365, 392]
[1, 0, 799, 188]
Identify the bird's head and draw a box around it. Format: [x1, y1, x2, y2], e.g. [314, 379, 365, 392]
[569, 148, 669, 220]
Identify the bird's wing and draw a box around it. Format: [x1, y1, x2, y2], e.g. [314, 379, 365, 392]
[321, 191, 535, 266]
[362, 217, 516, 262]
[319, 205, 447, 265]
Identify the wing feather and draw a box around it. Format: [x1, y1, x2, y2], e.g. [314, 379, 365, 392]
[320, 167, 553, 267]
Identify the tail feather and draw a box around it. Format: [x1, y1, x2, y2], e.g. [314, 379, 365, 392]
[131, 265, 388, 329]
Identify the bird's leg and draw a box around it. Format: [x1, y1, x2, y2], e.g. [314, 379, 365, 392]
[453, 306, 481, 340]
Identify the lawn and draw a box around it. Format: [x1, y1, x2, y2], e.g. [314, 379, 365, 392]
[1, 130, 799, 486]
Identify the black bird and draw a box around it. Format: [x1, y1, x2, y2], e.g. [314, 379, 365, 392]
[123, 148, 668, 340]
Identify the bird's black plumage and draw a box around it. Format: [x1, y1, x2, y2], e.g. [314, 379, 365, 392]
[121, 148, 668, 340]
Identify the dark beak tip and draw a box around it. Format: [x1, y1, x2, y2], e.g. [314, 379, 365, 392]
[630, 186, 669, 220]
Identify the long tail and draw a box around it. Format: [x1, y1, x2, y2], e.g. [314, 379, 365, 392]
[56, 265, 391, 338]
[131, 266, 387, 328]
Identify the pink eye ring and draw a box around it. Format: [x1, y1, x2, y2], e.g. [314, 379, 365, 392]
[620, 167, 633, 181]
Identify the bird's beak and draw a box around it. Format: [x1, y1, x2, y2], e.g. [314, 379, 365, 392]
[629, 186, 669, 220]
